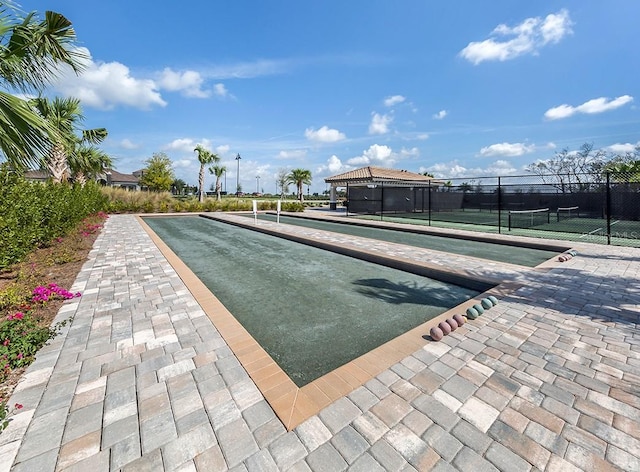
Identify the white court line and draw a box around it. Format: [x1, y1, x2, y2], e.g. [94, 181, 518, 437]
[580, 219, 620, 238]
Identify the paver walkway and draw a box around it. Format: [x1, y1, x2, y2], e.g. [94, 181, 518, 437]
[1, 213, 639, 471]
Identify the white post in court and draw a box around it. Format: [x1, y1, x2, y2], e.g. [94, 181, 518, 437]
[277, 200, 281, 224]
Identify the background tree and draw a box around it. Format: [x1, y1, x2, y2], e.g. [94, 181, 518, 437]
[603, 145, 640, 182]
[276, 168, 289, 199]
[458, 182, 473, 193]
[194, 144, 219, 202]
[171, 178, 187, 195]
[286, 168, 312, 202]
[0, 5, 87, 170]
[139, 152, 174, 192]
[31, 96, 107, 183]
[208, 164, 226, 201]
[526, 143, 607, 193]
[69, 144, 112, 186]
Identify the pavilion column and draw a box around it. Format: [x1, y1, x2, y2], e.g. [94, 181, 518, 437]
[329, 185, 337, 210]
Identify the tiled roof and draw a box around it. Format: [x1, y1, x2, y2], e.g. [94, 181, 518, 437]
[325, 166, 435, 184]
[105, 169, 139, 183]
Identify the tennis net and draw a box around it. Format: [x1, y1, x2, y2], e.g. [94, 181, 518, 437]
[508, 208, 550, 230]
[556, 206, 579, 222]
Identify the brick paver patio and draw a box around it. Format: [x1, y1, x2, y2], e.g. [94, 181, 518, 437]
[1, 213, 638, 471]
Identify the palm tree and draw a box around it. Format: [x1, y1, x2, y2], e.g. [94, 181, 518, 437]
[208, 164, 226, 201]
[31, 96, 107, 183]
[287, 168, 312, 202]
[0, 5, 87, 170]
[69, 144, 113, 186]
[194, 144, 219, 202]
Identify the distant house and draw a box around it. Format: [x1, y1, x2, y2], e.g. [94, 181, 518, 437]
[97, 169, 140, 190]
[24, 168, 140, 190]
[23, 170, 50, 183]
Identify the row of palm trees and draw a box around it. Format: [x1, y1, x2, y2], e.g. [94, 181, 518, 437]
[0, 4, 111, 183]
[193, 144, 312, 202]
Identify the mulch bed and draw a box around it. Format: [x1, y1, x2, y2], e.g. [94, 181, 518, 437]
[0, 221, 103, 403]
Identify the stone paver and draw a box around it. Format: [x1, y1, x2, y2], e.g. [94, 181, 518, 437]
[0, 212, 638, 471]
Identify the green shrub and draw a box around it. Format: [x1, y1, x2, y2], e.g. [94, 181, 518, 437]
[0, 171, 107, 270]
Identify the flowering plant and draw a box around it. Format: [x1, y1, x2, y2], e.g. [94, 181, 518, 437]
[1, 284, 79, 382]
[0, 399, 23, 434]
[31, 284, 81, 304]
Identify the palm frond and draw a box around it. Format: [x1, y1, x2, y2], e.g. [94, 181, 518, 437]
[0, 90, 54, 169]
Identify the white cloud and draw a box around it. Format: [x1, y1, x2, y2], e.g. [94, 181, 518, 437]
[423, 162, 469, 178]
[205, 59, 290, 79]
[400, 147, 420, 157]
[157, 68, 209, 98]
[53, 48, 166, 110]
[278, 149, 308, 159]
[607, 142, 640, 154]
[416, 133, 430, 140]
[369, 112, 393, 135]
[347, 144, 395, 166]
[173, 159, 192, 169]
[544, 95, 633, 120]
[424, 160, 518, 179]
[213, 83, 234, 99]
[316, 155, 351, 176]
[460, 9, 572, 64]
[384, 95, 406, 107]
[433, 110, 447, 120]
[486, 160, 518, 175]
[119, 139, 139, 150]
[215, 144, 231, 156]
[304, 126, 346, 143]
[479, 142, 535, 157]
[164, 138, 212, 154]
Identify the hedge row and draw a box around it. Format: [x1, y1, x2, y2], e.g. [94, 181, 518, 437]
[0, 172, 108, 269]
[101, 187, 306, 214]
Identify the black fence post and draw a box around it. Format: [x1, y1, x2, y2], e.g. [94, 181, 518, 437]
[428, 181, 432, 226]
[346, 183, 349, 217]
[380, 182, 384, 221]
[498, 177, 502, 234]
[606, 172, 611, 245]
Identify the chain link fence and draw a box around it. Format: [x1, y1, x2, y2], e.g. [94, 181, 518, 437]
[345, 172, 640, 245]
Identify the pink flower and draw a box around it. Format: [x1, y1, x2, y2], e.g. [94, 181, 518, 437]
[14, 312, 24, 320]
[15, 403, 23, 410]
[2, 339, 9, 346]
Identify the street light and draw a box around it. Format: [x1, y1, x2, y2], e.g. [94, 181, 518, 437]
[224, 170, 226, 193]
[256, 175, 260, 194]
[235, 153, 241, 195]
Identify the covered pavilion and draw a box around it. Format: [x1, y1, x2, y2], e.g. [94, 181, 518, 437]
[324, 166, 441, 210]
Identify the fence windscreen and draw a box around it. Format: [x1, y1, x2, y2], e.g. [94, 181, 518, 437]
[345, 172, 640, 245]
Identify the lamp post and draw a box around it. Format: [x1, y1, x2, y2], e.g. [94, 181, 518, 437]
[235, 153, 241, 195]
[256, 175, 260, 194]
[224, 170, 227, 194]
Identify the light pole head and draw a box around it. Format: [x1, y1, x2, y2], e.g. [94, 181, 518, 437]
[236, 153, 241, 160]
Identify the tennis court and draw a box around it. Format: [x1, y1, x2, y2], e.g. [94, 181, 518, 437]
[360, 206, 640, 247]
[342, 171, 640, 246]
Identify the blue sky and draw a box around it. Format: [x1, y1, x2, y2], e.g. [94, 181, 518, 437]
[22, 1, 640, 194]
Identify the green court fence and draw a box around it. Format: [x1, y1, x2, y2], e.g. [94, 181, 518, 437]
[345, 172, 640, 245]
